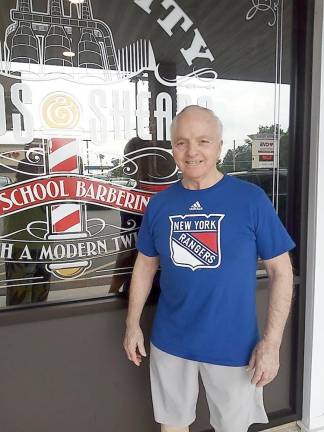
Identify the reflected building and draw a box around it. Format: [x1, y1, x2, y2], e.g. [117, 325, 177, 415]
[10, 0, 39, 64]
[2, 0, 154, 80]
[78, 0, 104, 69]
[44, 0, 73, 67]
[4, 0, 118, 73]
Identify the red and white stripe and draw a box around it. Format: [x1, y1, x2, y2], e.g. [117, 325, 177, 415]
[49, 138, 79, 173]
[51, 203, 82, 233]
[49, 138, 83, 236]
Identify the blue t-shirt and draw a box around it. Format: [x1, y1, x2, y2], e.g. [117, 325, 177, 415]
[136, 174, 295, 366]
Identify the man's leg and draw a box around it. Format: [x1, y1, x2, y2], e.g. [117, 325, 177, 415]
[161, 425, 189, 432]
[199, 362, 268, 432]
[150, 344, 199, 428]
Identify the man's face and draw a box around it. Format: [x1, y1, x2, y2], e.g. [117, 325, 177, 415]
[171, 109, 223, 182]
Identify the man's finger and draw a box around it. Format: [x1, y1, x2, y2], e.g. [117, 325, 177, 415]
[257, 372, 277, 387]
[130, 347, 140, 366]
[123, 339, 134, 362]
[138, 341, 147, 357]
[256, 374, 271, 387]
[246, 351, 256, 371]
[126, 349, 133, 362]
[126, 342, 139, 365]
[123, 341, 131, 360]
[251, 368, 263, 385]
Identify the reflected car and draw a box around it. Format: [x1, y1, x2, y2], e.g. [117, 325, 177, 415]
[228, 169, 288, 223]
[86, 176, 137, 210]
[0, 176, 12, 188]
[108, 177, 137, 188]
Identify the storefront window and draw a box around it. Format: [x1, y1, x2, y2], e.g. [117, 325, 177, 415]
[0, 0, 292, 308]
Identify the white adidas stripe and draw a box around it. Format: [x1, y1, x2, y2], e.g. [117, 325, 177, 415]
[189, 201, 203, 210]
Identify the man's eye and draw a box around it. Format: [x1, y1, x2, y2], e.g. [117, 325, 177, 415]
[176, 142, 184, 146]
[200, 139, 210, 144]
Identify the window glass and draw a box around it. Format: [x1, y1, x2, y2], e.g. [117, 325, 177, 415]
[0, 0, 293, 308]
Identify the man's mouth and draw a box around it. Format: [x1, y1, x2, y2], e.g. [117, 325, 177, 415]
[185, 160, 203, 166]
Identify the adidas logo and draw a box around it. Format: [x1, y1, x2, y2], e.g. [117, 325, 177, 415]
[189, 201, 203, 211]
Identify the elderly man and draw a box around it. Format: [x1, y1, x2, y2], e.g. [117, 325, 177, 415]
[124, 105, 295, 432]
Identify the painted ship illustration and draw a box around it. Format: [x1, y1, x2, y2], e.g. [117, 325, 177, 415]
[0, 0, 156, 83]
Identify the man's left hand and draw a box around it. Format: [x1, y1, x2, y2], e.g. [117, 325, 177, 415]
[247, 339, 280, 387]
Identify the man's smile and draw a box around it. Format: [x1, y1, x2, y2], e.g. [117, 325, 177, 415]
[185, 160, 203, 166]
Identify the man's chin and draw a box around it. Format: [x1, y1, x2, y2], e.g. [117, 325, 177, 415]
[182, 169, 209, 179]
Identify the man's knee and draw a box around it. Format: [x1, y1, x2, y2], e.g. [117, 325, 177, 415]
[161, 425, 189, 432]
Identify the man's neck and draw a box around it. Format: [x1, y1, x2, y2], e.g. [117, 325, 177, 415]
[181, 171, 224, 190]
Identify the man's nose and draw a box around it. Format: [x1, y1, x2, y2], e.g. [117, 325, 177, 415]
[186, 142, 198, 156]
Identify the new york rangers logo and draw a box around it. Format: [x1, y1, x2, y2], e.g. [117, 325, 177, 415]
[169, 214, 225, 271]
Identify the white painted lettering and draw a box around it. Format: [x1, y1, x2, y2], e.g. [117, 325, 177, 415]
[20, 185, 36, 204]
[120, 234, 135, 249]
[106, 187, 117, 203]
[116, 190, 126, 206]
[136, 91, 152, 140]
[11, 188, 23, 206]
[97, 240, 108, 254]
[11, 83, 33, 143]
[0, 243, 13, 259]
[46, 181, 60, 199]
[33, 183, 47, 201]
[40, 245, 53, 260]
[177, 94, 192, 113]
[111, 90, 132, 140]
[58, 180, 69, 197]
[157, 0, 193, 36]
[112, 236, 121, 252]
[95, 185, 107, 202]
[133, 0, 154, 14]
[19, 245, 32, 260]
[154, 92, 172, 140]
[180, 28, 214, 66]
[0, 192, 12, 210]
[89, 89, 108, 146]
[66, 244, 78, 259]
[76, 181, 87, 197]
[123, 192, 135, 209]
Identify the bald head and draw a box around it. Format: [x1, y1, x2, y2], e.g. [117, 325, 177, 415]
[171, 105, 223, 142]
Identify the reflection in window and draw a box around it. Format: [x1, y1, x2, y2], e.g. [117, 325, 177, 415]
[0, 0, 293, 308]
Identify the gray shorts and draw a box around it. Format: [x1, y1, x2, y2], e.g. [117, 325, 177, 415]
[150, 343, 269, 432]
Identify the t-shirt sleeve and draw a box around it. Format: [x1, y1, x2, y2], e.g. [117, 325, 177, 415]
[136, 200, 159, 257]
[254, 189, 296, 260]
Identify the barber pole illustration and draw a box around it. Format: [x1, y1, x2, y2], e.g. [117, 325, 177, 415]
[47, 137, 89, 278]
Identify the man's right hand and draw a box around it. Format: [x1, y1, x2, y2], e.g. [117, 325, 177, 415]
[123, 325, 147, 366]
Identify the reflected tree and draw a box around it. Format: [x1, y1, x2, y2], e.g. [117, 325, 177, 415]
[220, 142, 252, 173]
[219, 124, 289, 173]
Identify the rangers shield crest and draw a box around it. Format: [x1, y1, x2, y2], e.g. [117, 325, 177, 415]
[169, 214, 225, 271]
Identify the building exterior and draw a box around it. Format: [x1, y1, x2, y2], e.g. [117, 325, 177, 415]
[0, 0, 322, 431]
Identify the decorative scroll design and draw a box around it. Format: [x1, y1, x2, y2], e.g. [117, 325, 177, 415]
[41, 93, 80, 129]
[109, 147, 178, 182]
[0, 217, 137, 243]
[0, 1, 218, 87]
[246, 0, 279, 27]
[154, 65, 218, 87]
[0, 146, 46, 177]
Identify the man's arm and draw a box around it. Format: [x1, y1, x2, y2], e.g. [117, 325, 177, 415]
[247, 251, 294, 386]
[123, 251, 159, 366]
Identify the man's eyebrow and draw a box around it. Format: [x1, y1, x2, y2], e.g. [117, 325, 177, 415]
[196, 135, 214, 140]
[172, 136, 187, 141]
[173, 135, 214, 139]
